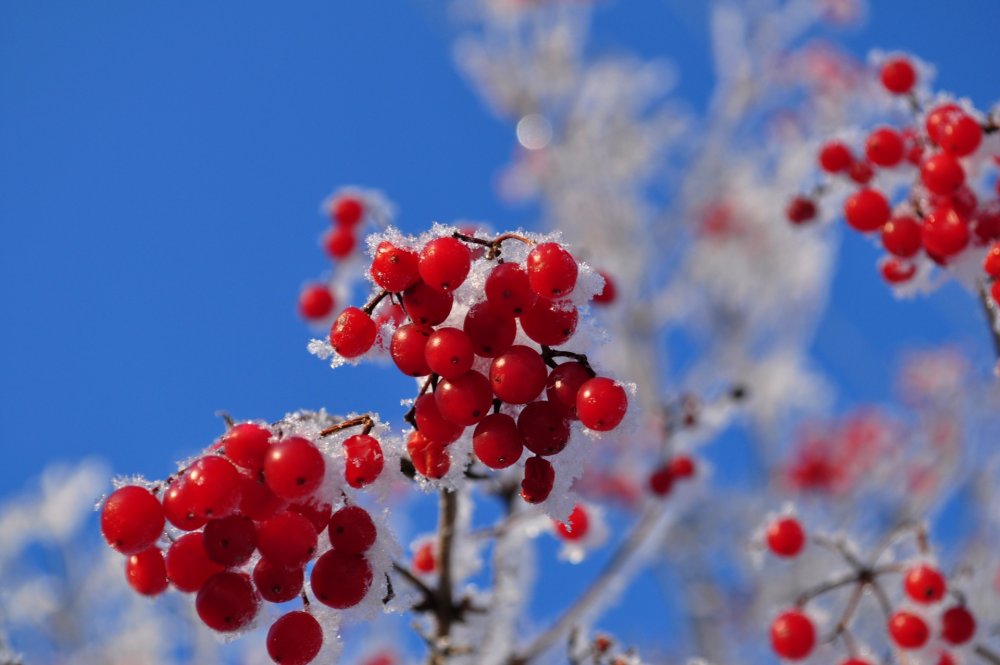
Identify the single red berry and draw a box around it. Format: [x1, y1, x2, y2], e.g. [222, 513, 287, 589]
[402, 281, 453, 326]
[881, 216, 923, 258]
[332, 196, 364, 227]
[942, 185, 979, 218]
[203, 514, 258, 567]
[223, 423, 272, 474]
[126, 547, 169, 596]
[183, 456, 245, 523]
[407, 431, 451, 479]
[880, 57, 916, 94]
[546, 361, 591, 419]
[101, 485, 165, 554]
[413, 541, 436, 573]
[472, 413, 524, 469]
[267, 611, 323, 665]
[941, 605, 976, 645]
[786, 196, 817, 224]
[425, 327, 475, 380]
[926, 103, 963, 145]
[593, 270, 617, 304]
[327, 505, 377, 554]
[490, 345, 548, 404]
[288, 499, 333, 533]
[865, 127, 904, 167]
[196, 571, 259, 632]
[527, 242, 578, 298]
[390, 323, 433, 377]
[921, 153, 965, 195]
[518, 401, 571, 456]
[238, 473, 287, 521]
[258, 511, 318, 567]
[435, 371, 493, 426]
[880, 257, 916, 284]
[520, 456, 555, 504]
[902, 127, 924, 165]
[163, 477, 207, 531]
[922, 206, 970, 258]
[299, 284, 335, 320]
[577, 377, 628, 432]
[847, 160, 874, 185]
[165, 532, 224, 593]
[485, 262, 536, 316]
[904, 564, 947, 603]
[414, 394, 464, 446]
[311, 549, 373, 609]
[766, 517, 806, 557]
[984, 243, 1000, 278]
[554, 504, 589, 541]
[939, 113, 982, 157]
[419, 237, 471, 292]
[973, 202, 1000, 244]
[888, 611, 930, 649]
[253, 557, 304, 603]
[264, 437, 326, 500]
[648, 464, 672, 496]
[324, 227, 356, 259]
[343, 434, 385, 488]
[770, 610, 815, 660]
[520, 298, 578, 346]
[371, 241, 421, 292]
[464, 301, 517, 358]
[669, 455, 696, 479]
[844, 188, 891, 232]
[330, 307, 377, 358]
[819, 141, 853, 173]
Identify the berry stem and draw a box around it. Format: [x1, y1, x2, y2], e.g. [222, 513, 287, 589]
[452, 231, 535, 260]
[319, 414, 375, 437]
[403, 375, 437, 430]
[215, 410, 235, 430]
[540, 346, 595, 375]
[362, 290, 392, 315]
[976, 283, 1000, 361]
[975, 644, 1000, 665]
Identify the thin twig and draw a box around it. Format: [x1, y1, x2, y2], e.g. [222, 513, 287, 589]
[426, 489, 459, 665]
[319, 414, 374, 437]
[975, 644, 1000, 665]
[977, 283, 1000, 361]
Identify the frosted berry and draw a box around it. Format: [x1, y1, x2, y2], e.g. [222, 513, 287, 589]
[520, 298, 578, 346]
[165, 532, 224, 593]
[332, 195, 364, 227]
[343, 434, 385, 488]
[766, 517, 805, 557]
[880, 56, 916, 94]
[577, 377, 628, 431]
[288, 499, 333, 533]
[419, 237, 471, 292]
[183, 456, 243, 521]
[770, 610, 815, 660]
[939, 113, 982, 157]
[593, 270, 617, 304]
[880, 257, 916, 284]
[371, 241, 420, 292]
[203, 514, 258, 567]
[984, 243, 1000, 278]
[330, 307, 377, 358]
[390, 323, 433, 377]
[223, 423, 272, 475]
[922, 206, 969, 258]
[485, 262, 535, 316]
[472, 413, 524, 469]
[258, 511, 318, 567]
[941, 605, 976, 645]
[324, 227, 356, 259]
[926, 103, 962, 145]
[328, 505, 377, 554]
[518, 401, 571, 456]
[554, 504, 589, 541]
[904, 564, 947, 603]
[546, 361, 591, 418]
[264, 437, 326, 500]
[163, 477, 207, 531]
[865, 127, 904, 167]
[414, 394, 464, 446]
[527, 242, 578, 297]
[521, 456, 555, 504]
[425, 327, 475, 380]
[786, 196, 817, 224]
[464, 301, 517, 358]
[819, 141, 852, 173]
[311, 549, 373, 609]
[126, 547, 169, 596]
[407, 431, 451, 479]
[299, 285, 335, 320]
[101, 485, 165, 554]
[196, 571, 259, 632]
[844, 188, 891, 232]
[267, 611, 323, 665]
[253, 557, 304, 603]
[402, 281, 453, 326]
[888, 611, 929, 649]
[435, 371, 493, 426]
[490, 345, 547, 404]
[921, 153, 965, 195]
[881, 216, 922, 258]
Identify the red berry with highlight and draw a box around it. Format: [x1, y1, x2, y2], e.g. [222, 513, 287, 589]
[518, 401, 571, 456]
[390, 323, 433, 377]
[940, 114, 982, 157]
[520, 298, 578, 346]
[904, 564, 947, 603]
[299, 285, 335, 320]
[343, 434, 385, 488]
[196, 571, 259, 632]
[865, 127, 904, 167]
[521, 456, 555, 504]
[577, 377, 628, 432]
[402, 281, 453, 326]
[165, 533, 224, 593]
[419, 237, 471, 292]
[554, 504, 589, 541]
[223, 423, 272, 474]
[819, 141, 852, 173]
[882, 216, 923, 258]
[407, 431, 451, 479]
[888, 611, 929, 649]
[258, 511, 318, 567]
[371, 241, 420, 292]
[527, 242, 578, 298]
[435, 371, 494, 426]
[253, 557, 304, 603]
[267, 611, 323, 665]
[264, 437, 326, 500]
[311, 550, 373, 609]
[330, 307, 377, 358]
[203, 514, 258, 567]
[126, 547, 169, 596]
[414, 394, 464, 446]
[770, 610, 815, 660]
[921, 153, 965, 195]
[766, 517, 805, 557]
[844, 188, 891, 232]
[425, 327, 475, 380]
[464, 301, 517, 358]
[880, 57, 916, 94]
[546, 361, 591, 418]
[923, 206, 970, 258]
[491, 345, 548, 404]
[101, 485, 165, 555]
[328, 505, 377, 554]
[473, 413, 524, 469]
[485, 262, 536, 316]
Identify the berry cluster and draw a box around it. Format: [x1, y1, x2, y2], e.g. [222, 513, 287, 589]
[786, 55, 999, 298]
[101, 420, 390, 665]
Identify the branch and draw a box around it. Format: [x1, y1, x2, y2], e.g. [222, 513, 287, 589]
[977, 283, 1000, 361]
[319, 414, 374, 437]
[975, 644, 1000, 665]
[427, 489, 459, 665]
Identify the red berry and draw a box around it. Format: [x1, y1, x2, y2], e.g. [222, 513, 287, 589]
[464, 301, 517, 358]
[985, 243, 1000, 278]
[939, 114, 982, 157]
[993, 280, 1000, 305]
[520, 298, 578, 346]
[299, 284, 335, 320]
[844, 188, 891, 232]
[527, 242, 578, 298]
[819, 141, 853, 173]
[904, 564, 947, 603]
[327, 505, 377, 554]
[223, 423, 272, 474]
[419, 237, 471, 292]
[253, 557, 304, 603]
[414, 394, 464, 446]
[311, 549, 373, 608]
[902, 127, 924, 164]
[554, 504, 589, 541]
[407, 431, 451, 479]
[577, 377, 628, 432]
[330, 307, 377, 358]
[101, 486, 165, 554]
[287, 499, 333, 533]
[941, 605, 976, 645]
[413, 541, 436, 573]
[126, 547, 169, 596]
[880, 257, 917, 284]
[865, 127, 904, 167]
[371, 241, 421, 292]
[485, 262, 536, 316]
[847, 160, 874, 185]
[943, 185, 979, 218]
[840, 660, 873, 665]
[267, 611, 323, 665]
[648, 464, 672, 496]
[425, 327, 475, 380]
[921, 153, 965, 195]
[881, 216, 923, 258]
[926, 103, 963, 145]
[766, 517, 806, 557]
[186, 456, 244, 521]
[546, 361, 591, 419]
[165, 533, 224, 593]
[518, 401, 571, 456]
[786, 196, 817, 224]
[204, 514, 258, 567]
[880, 57, 916, 94]
[922, 206, 970, 258]
[472, 413, 524, 469]
[669, 455, 696, 479]
[490, 345, 548, 404]
[390, 323, 433, 377]
[264, 437, 326, 500]
[239, 473, 287, 521]
[343, 434, 385, 488]
[163, 478, 207, 531]
[770, 610, 815, 660]
[435, 371, 493, 426]
[258, 511, 318, 567]
[324, 227, 356, 259]
[332, 196, 364, 227]
[973, 202, 1000, 244]
[402, 281, 453, 326]
[593, 270, 617, 304]
[888, 611, 929, 649]
[520, 456, 555, 504]
[196, 571, 259, 632]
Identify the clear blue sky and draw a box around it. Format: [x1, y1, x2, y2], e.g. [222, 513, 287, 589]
[1, 0, 998, 655]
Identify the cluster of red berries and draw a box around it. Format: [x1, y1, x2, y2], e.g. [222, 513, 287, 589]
[100, 422, 386, 665]
[646, 454, 696, 497]
[325, 230, 629, 504]
[786, 55, 999, 292]
[298, 193, 370, 322]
